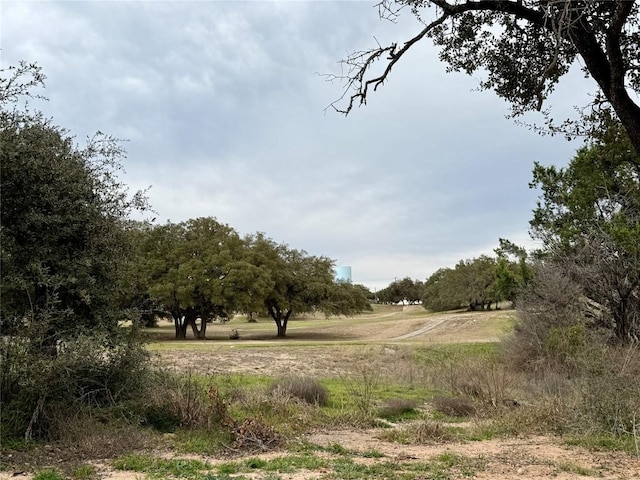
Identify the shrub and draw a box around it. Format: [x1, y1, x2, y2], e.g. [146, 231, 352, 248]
[340, 358, 381, 416]
[377, 398, 419, 419]
[268, 376, 329, 406]
[144, 370, 233, 431]
[0, 328, 151, 441]
[231, 417, 284, 452]
[432, 396, 476, 417]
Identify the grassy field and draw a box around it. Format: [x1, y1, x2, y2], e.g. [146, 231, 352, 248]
[2, 305, 639, 480]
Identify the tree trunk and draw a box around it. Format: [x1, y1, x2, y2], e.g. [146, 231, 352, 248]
[172, 311, 188, 339]
[276, 322, 287, 337]
[189, 317, 207, 339]
[175, 320, 187, 339]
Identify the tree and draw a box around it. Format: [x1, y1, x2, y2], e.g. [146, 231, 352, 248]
[529, 120, 640, 342]
[326, 282, 374, 316]
[0, 62, 151, 440]
[422, 255, 500, 311]
[247, 235, 370, 337]
[138, 217, 269, 339]
[0, 64, 148, 346]
[377, 277, 424, 304]
[421, 267, 462, 311]
[494, 238, 532, 304]
[330, 1, 640, 157]
[530, 118, 640, 246]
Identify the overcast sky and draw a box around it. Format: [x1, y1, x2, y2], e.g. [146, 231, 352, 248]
[2, 1, 595, 289]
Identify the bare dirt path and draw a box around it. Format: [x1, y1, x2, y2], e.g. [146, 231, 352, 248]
[4, 431, 635, 480]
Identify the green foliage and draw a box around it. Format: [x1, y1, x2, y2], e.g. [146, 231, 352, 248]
[33, 469, 65, 480]
[136, 218, 270, 339]
[1, 328, 151, 440]
[113, 453, 211, 478]
[528, 119, 640, 342]
[376, 277, 424, 304]
[0, 71, 148, 340]
[333, 2, 640, 156]
[246, 234, 370, 337]
[70, 465, 97, 480]
[422, 255, 512, 312]
[0, 63, 152, 442]
[135, 227, 371, 339]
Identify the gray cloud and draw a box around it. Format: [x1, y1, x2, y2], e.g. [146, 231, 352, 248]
[2, 1, 592, 289]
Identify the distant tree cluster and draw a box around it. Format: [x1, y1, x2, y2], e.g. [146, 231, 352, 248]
[421, 248, 531, 312]
[374, 250, 530, 312]
[376, 277, 424, 304]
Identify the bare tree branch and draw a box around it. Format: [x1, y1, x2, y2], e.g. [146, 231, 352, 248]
[327, 12, 449, 115]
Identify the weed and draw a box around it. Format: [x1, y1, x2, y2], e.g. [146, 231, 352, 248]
[361, 449, 384, 458]
[112, 453, 210, 478]
[565, 434, 638, 453]
[339, 351, 381, 416]
[555, 460, 595, 476]
[243, 457, 268, 469]
[260, 454, 329, 473]
[326, 442, 349, 455]
[70, 464, 97, 480]
[173, 428, 234, 455]
[33, 469, 65, 480]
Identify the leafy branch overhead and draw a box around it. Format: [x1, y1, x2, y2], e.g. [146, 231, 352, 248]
[329, 0, 640, 156]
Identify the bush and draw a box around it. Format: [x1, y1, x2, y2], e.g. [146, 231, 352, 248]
[503, 265, 585, 370]
[268, 376, 329, 406]
[432, 396, 476, 417]
[377, 398, 419, 419]
[144, 370, 233, 431]
[578, 345, 640, 436]
[0, 328, 151, 441]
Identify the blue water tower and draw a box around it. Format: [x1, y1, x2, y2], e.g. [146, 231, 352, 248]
[334, 265, 352, 283]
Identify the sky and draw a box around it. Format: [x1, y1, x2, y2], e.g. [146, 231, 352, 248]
[1, 1, 595, 289]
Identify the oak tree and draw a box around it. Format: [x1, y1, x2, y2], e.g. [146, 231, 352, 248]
[138, 217, 268, 339]
[331, 1, 640, 156]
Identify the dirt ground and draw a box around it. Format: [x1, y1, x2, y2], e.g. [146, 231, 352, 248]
[3, 308, 639, 479]
[155, 307, 513, 376]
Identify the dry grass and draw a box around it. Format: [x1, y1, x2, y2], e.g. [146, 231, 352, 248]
[432, 396, 477, 417]
[268, 376, 329, 406]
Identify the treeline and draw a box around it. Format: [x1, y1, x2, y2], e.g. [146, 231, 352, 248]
[375, 240, 530, 312]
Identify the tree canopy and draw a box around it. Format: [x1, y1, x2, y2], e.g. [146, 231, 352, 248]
[0, 63, 147, 345]
[376, 277, 424, 304]
[529, 119, 640, 342]
[331, 0, 640, 156]
[246, 235, 371, 337]
[134, 226, 372, 339]
[421, 255, 502, 311]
